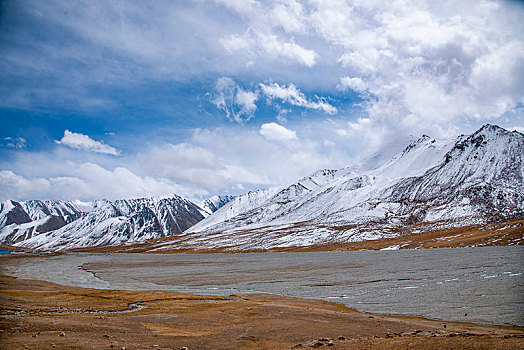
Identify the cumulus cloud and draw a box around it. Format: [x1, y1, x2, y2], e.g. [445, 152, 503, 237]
[55, 130, 120, 155]
[189, 125, 352, 187]
[260, 123, 297, 141]
[215, 0, 259, 15]
[0, 118, 388, 202]
[310, 0, 524, 138]
[217, 0, 524, 141]
[260, 82, 336, 113]
[211, 77, 258, 123]
[0, 170, 52, 200]
[136, 142, 268, 191]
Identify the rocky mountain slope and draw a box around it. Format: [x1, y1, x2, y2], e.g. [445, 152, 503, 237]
[147, 124, 522, 252]
[0, 195, 204, 250]
[200, 195, 236, 216]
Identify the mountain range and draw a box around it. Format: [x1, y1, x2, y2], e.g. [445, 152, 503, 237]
[146, 124, 523, 252]
[1, 124, 522, 251]
[0, 195, 232, 251]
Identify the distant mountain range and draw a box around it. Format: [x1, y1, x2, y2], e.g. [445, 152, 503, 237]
[1, 124, 522, 251]
[0, 194, 234, 251]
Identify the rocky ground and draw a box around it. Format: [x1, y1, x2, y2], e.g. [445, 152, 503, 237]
[1, 256, 522, 349]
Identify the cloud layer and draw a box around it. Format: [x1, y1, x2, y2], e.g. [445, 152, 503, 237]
[0, 122, 357, 202]
[1, 0, 523, 202]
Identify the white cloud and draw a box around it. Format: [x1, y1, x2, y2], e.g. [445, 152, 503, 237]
[308, 0, 524, 139]
[258, 33, 317, 67]
[189, 125, 353, 187]
[212, 77, 258, 123]
[260, 123, 297, 141]
[338, 77, 367, 94]
[235, 89, 258, 114]
[0, 120, 378, 202]
[260, 82, 336, 113]
[221, 31, 317, 67]
[137, 143, 234, 191]
[221, 33, 255, 55]
[270, 1, 305, 33]
[0, 170, 51, 200]
[55, 130, 120, 155]
[3, 0, 522, 134]
[218, 0, 316, 67]
[215, 0, 258, 15]
[211, 78, 336, 119]
[2, 137, 27, 149]
[2, 1, 523, 203]
[0, 166, 189, 202]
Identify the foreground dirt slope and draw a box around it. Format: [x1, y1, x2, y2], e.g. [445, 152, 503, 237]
[0, 260, 522, 349]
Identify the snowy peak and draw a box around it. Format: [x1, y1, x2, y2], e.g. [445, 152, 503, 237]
[476, 123, 509, 135]
[400, 134, 431, 155]
[21, 200, 84, 223]
[200, 195, 236, 215]
[2, 124, 521, 252]
[376, 135, 455, 179]
[185, 124, 523, 249]
[439, 123, 523, 185]
[384, 124, 523, 219]
[271, 170, 337, 205]
[356, 134, 418, 172]
[113, 195, 204, 236]
[296, 169, 340, 190]
[188, 187, 282, 234]
[0, 200, 32, 227]
[0, 194, 206, 250]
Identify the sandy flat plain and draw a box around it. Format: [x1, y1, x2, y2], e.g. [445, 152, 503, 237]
[1, 255, 523, 350]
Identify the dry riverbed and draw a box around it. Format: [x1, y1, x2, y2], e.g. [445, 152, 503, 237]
[1, 256, 523, 350]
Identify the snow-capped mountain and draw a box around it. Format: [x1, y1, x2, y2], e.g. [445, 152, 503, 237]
[188, 133, 458, 235]
[189, 187, 282, 233]
[0, 195, 204, 250]
[2, 124, 521, 252]
[200, 195, 236, 216]
[0, 200, 88, 244]
[149, 124, 522, 251]
[386, 125, 523, 221]
[22, 200, 85, 223]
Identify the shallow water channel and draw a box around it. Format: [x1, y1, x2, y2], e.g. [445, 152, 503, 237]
[5, 246, 523, 326]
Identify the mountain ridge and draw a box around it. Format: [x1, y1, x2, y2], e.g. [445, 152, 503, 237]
[1, 124, 522, 252]
[0, 195, 207, 250]
[156, 124, 522, 252]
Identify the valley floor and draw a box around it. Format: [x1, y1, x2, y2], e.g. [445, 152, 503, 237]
[1, 256, 522, 350]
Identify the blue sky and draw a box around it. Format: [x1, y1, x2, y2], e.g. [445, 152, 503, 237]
[1, 0, 523, 202]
